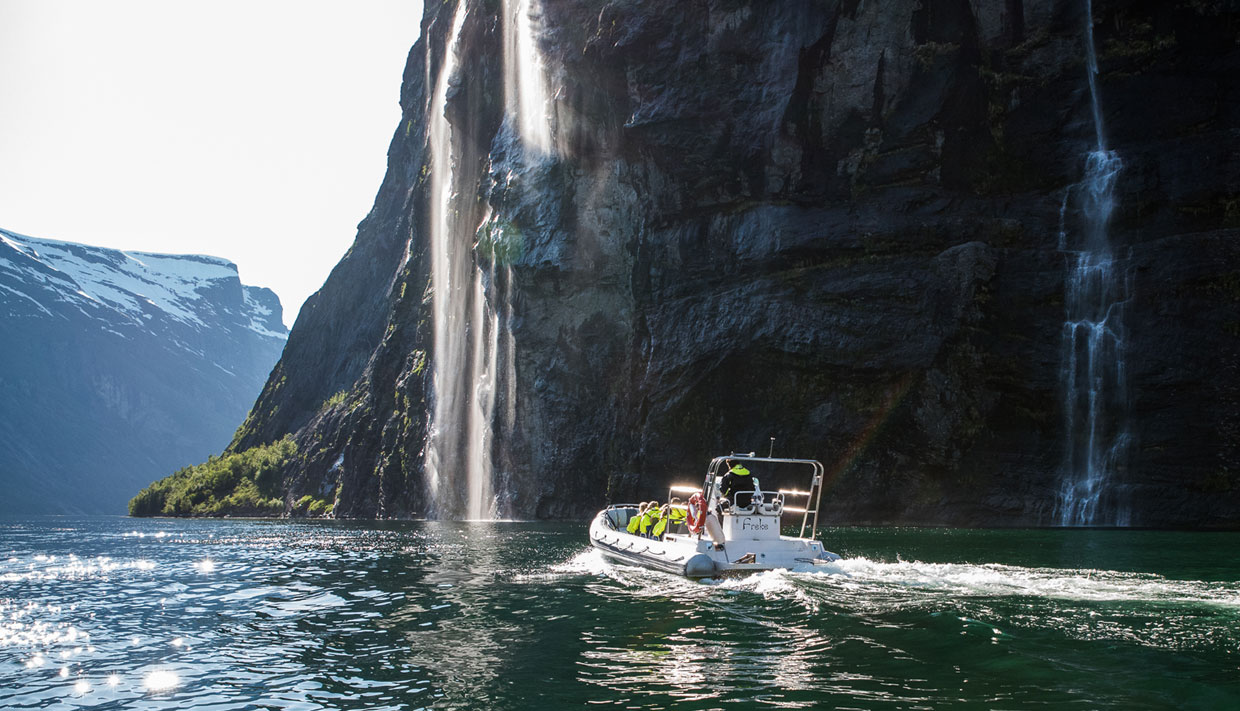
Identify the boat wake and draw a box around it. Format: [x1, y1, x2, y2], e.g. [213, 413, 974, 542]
[545, 549, 702, 594]
[805, 557, 1240, 608]
[554, 549, 1240, 610]
[549, 548, 615, 577]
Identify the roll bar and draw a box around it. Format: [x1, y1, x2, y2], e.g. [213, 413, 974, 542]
[703, 454, 826, 540]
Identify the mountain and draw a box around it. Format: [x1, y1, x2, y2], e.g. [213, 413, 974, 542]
[0, 228, 287, 514]
[150, 0, 1238, 526]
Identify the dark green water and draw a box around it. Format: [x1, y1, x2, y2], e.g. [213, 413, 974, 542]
[1, 518, 1237, 709]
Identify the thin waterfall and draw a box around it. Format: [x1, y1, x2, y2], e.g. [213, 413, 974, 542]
[503, 266, 517, 438]
[1082, 0, 1108, 154]
[465, 263, 500, 520]
[425, 1, 498, 520]
[1056, 0, 1129, 526]
[503, 0, 554, 156]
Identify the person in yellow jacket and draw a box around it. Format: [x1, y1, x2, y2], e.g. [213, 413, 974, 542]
[648, 502, 667, 539]
[651, 504, 669, 539]
[667, 497, 688, 534]
[639, 500, 660, 538]
[627, 502, 648, 535]
[653, 498, 688, 538]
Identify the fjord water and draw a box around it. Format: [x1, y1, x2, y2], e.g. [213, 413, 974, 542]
[2, 518, 1237, 709]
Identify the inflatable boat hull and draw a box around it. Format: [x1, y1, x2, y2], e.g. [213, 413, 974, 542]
[588, 507, 838, 579]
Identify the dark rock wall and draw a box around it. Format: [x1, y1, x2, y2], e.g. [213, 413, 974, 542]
[243, 0, 1240, 526]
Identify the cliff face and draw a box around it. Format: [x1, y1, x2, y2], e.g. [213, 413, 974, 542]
[0, 230, 287, 514]
[233, 0, 1240, 526]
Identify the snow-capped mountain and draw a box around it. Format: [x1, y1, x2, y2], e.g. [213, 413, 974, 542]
[0, 228, 289, 514]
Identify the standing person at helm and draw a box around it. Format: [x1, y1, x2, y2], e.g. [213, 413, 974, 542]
[719, 459, 760, 509]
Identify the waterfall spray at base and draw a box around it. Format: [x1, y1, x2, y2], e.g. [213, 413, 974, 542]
[1056, 0, 1130, 526]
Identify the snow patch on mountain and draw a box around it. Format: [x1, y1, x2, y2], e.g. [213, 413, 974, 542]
[0, 282, 55, 317]
[0, 228, 287, 341]
[0, 227, 290, 515]
[243, 286, 287, 339]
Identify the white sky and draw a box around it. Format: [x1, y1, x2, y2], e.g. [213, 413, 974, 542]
[0, 1, 423, 327]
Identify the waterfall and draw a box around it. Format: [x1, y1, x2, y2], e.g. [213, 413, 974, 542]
[425, 1, 498, 520]
[503, 0, 554, 156]
[423, 0, 554, 520]
[465, 264, 500, 519]
[1056, 0, 1130, 526]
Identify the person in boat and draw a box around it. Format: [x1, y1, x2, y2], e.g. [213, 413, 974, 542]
[636, 501, 655, 537]
[626, 502, 648, 535]
[642, 501, 663, 538]
[654, 497, 687, 538]
[719, 459, 760, 510]
[669, 497, 688, 532]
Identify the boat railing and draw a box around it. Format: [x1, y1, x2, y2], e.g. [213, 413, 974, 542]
[704, 455, 827, 541]
[725, 489, 784, 516]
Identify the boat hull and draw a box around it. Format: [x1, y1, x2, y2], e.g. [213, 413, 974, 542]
[588, 508, 838, 578]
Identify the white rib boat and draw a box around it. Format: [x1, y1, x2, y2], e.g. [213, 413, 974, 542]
[589, 454, 841, 578]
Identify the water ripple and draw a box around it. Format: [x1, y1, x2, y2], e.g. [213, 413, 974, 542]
[2, 520, 1238, 709]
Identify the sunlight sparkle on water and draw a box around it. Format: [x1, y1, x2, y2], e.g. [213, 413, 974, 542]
[195, 559, 216, 573]
[144, 669, 178, 692]
[3, 519, 1238, 709]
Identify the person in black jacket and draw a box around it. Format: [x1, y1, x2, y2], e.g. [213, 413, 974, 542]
[718, 459, 759, 509]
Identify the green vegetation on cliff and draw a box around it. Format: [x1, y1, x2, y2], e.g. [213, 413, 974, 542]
[128, 437, 296, 517]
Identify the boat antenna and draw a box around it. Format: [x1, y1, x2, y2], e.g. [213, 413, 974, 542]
[768, 437, 775, 458]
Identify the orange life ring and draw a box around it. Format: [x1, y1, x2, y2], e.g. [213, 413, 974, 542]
[686, 491, 707, 534]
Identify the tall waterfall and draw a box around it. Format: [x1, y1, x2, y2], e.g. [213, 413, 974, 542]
[424, 0, 553, 520]
[1056, 0, 1130, 526]
[425, 1, 498, 520]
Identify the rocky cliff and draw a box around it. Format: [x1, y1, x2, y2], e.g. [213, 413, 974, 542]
[227, 0, 1239, 526]
[0, 230, 287, 514]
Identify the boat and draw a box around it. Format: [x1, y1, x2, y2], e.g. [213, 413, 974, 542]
[589, 454, 841, 578]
